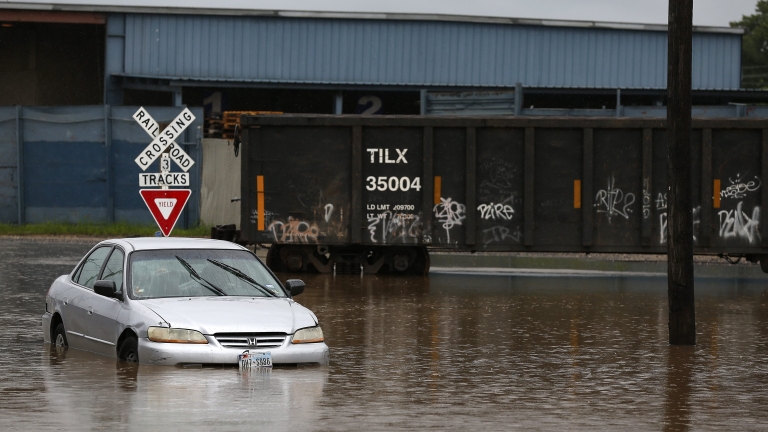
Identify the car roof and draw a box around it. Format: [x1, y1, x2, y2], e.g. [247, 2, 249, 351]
[104, 237, 247, 252]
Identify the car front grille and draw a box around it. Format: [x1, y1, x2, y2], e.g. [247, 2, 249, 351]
[214, 333, 288, 348]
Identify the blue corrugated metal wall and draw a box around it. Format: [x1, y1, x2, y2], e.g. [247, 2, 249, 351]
[0, 107, 18, 224]
[119, 14, 741, 90]
[0, 105, 202, 227]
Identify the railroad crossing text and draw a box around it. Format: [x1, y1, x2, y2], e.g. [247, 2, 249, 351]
[139, 173, 190, 187]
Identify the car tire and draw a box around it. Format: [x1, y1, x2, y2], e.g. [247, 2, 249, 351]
[119, 336, 139, 363]
[53, 323, 68, 348]
[52, 323, 68, 355]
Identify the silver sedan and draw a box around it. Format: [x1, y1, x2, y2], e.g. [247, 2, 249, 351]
[42, 238, 329, 366]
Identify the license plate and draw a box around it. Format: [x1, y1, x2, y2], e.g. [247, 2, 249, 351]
[238, 350, 272, 370]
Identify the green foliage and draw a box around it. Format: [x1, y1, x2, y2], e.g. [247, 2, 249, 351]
[731, 0, 768, 88]
[0, 221, 210, 238]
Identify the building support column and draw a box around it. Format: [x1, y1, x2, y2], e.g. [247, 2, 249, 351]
[104, 14, 125, 105]
[172, 88, 183, 107]
[334, 93, 343, 114]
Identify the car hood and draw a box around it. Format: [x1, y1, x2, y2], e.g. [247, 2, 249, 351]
[138, 297, 317, 335]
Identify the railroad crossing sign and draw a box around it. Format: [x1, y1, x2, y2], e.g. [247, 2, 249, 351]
[133, 107, 196, 172]
[134, 107, 196, 236]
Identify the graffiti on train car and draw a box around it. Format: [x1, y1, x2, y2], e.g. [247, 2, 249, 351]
[480, 161, 516, 190]
[366, 211, 422, 244]
[642, 179, 652, 219]
[433, 197, 466, 244]
[476, 157, 522, 246]
[659, 206, 701, 245]
[477, 200, 515, 221]
[482, 225, 523, 245]
[594, 176, 636, 222]
[716, 173, 761, 245]
[718, 203, 761, 244]
[720, 173, 761, 200]
[268, 217, 320, 244]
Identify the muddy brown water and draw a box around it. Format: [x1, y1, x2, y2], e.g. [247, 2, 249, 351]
[1, 239, 767, 430]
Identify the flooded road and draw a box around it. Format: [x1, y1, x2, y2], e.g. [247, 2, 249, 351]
[1, 239, 767, 430]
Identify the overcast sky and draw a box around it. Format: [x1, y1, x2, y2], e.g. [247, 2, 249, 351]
[7, 0, 760, 27]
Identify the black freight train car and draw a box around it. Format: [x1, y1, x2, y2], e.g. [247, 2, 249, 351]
[232, 115, 768, 275]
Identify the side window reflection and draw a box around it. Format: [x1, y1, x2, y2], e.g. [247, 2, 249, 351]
[76, 247, 112, 289]
[101, 249, 125, 293]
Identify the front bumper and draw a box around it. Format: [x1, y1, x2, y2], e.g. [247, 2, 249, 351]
[138, 336, 330, 366]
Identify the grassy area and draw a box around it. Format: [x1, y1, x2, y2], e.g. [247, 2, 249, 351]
[0, 221, 210, 238]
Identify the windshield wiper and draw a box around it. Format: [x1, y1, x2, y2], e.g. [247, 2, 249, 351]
[206, 259, 277, 297]
[175, 256, 227, 296]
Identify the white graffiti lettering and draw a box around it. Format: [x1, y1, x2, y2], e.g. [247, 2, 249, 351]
[366, 212, 421, 244]
[659, 206, 700, 245]
[594, 176, 635, 222]
[718, 202, 761, 244]
[268, 217, 319, 244]
[324, 204, 334, 222]
[721, 173, 761, 199]
[655, 193, 668, 210]
[477, 203, 515, 221]
[642, 178, 651, 219]
[433, 197, 466, 244]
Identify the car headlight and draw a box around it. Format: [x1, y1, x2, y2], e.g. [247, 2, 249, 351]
[148, 327, 208, 344]
[291, 326, 324, 344]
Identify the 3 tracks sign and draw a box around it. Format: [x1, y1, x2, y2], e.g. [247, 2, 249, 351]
[133, 107, 195, 236]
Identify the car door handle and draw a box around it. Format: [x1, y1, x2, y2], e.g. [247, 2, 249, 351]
[88, 306, 93, 315]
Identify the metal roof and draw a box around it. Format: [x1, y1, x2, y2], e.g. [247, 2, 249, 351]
[112, 13, 742, 90]
[0, 2, 745, 34]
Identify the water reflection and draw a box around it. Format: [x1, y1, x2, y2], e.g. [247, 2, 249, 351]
[664, 346, 694, 432]
[1, 240, 768, 430]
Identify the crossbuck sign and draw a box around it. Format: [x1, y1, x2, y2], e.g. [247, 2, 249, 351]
[133, 107, 196, 172]
[133, 107, 196, 236]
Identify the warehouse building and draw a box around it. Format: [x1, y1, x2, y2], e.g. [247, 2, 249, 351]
[0, 5, 756, 117]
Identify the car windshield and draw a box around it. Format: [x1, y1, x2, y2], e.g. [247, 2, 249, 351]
[129, 249, 285, 299]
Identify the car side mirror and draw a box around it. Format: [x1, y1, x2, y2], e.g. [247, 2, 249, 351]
[285, 279, 305, 297]
[94, 280, 119, 299]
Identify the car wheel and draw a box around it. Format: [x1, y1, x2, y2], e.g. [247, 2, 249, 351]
[119, 336, 139, 363]
[53, 323, 68, 349]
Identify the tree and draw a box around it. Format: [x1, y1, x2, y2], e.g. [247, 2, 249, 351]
[731, 1, 768, 88]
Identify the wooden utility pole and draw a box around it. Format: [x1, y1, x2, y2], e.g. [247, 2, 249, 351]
[667, 0, 695, 345]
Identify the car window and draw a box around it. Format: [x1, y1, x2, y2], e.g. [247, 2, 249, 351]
[101, 248, 125, 293]
[76, 246, 112, 289]
[129, 249, 286, 299]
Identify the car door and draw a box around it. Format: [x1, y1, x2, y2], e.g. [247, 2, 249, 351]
[68, 245, 113, 351]
[81, 247, 126, 357]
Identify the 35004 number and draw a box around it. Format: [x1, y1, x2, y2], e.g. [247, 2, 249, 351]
[365, 176, 422, 192]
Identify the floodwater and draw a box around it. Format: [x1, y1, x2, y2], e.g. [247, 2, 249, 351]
[1, 239, 767, 431]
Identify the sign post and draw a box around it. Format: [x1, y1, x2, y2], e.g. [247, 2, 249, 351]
[134, 107, 195, 237]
